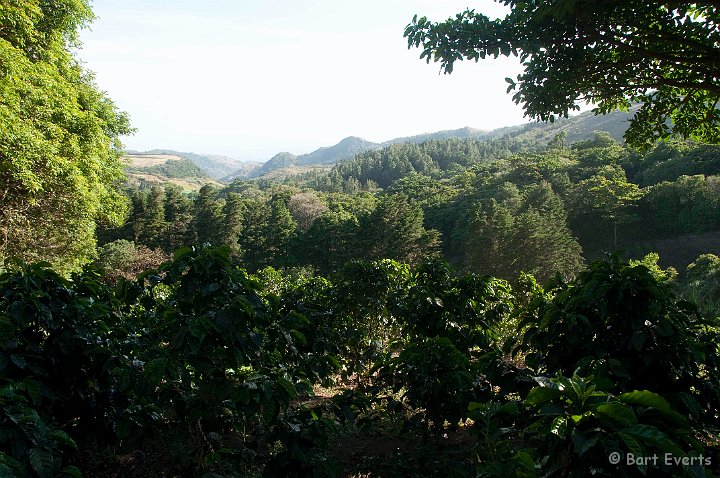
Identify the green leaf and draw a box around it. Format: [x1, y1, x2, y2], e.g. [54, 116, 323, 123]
[172, 247, 193, 260]
[49, 429, 77, 449]
[262, 399, 278, 424]
[275, 376, 297, 401]
[0, 318, 14, 344]
[624, 424, 683, 455]
[499, 402, 520, 415]
[630, 331, 647, 350]
[249, 332, 264, 347]
[618, 390, 671, 413]
[468, 401, 483, 411]
[17, 378, 42, 405]
[571, 429, 599, 456]
[60, 465, 83, 478]
[525, 386, 563, 406]
[618, 432, 644, 460]
[618, 390, 688, 426]
[595, 403, 637, 427]
[202, 283, 221, 296]
[28, 447, 54, 478]
[144, 358, 167, 384]
[9, 355, 26, 369]
[289, 329, 307, 347]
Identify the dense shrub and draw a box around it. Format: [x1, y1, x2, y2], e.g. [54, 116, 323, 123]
[510, 256, 720, 429]
[520, 375, 706, 478]
[382, 336, 476, 431]
[0, 251, 717, 476]
[0, 264, 131, 476]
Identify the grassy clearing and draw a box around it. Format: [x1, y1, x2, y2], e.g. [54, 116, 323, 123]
[123, 153, 184, 167]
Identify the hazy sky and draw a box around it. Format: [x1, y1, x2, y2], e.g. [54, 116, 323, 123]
[78, 0, 529, 161]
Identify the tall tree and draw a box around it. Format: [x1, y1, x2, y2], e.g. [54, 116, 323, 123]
[238, 197, 271, 270]
[568, 167, 642, 250]
[638, 175, 720, 237]
[126, 190, 147, 244]
[162, 185, 193, 252]
[297, 210, 361, 274]
[219, 192, 245, 255]
[192, 184, 222, 246]
[0, 0, 132, 270]
[462, 198, 517, 278]
[463, 183, 583, 282]
[287, 191, 327, 231]
[265, 197, 297, 267]
[514, 183, 584, 280]
[140, 186, 166, 250]
[363, 193, 440, 265]
[237, 196, 297, 270]
[405, 1, 720, 148]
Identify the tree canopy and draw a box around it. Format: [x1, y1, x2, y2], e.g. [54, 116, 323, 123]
[0, 0, 132, 270]
[404, 1, 720, 148]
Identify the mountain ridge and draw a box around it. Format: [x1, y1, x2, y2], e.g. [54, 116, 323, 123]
[226, 110, 634, 180]
[224, 126, 502, 181]
[135, 109, 636, 183]
[126, 149, 260, 180]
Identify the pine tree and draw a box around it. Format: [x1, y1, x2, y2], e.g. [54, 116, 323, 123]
[192, 184, 222, 246]
[163, 186, 193, 252]
[238, 198, 271, 270]
[140, 186, 167, 249]
[220, 193, 245, 255]
[464, 183, 583, 282]
[266, 197, 297, 267]
[364, 194, 440, 264]
[297, 210, 361, 273]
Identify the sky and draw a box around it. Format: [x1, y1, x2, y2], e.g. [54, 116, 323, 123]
[77, 0, 529, 161]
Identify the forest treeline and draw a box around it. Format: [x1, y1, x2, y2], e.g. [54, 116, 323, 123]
[98, 134, 720, 286]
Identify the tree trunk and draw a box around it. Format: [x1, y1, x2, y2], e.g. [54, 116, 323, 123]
[613, 222, 618, 250]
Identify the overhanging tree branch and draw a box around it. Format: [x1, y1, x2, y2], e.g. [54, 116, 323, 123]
[405, 1, 720, 147]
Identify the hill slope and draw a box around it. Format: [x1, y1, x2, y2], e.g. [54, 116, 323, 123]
[504, 109, 634, 146]
[241, 109, 635, 180]
[137, 149, 256, 180]
[159, 109, 637, 182]
[383, 126, 492, 145]
[246, 152, 298, 179]
[228, 138, 382, 180]
[123, 153, 223, 191]
[296, 136, 381, 166]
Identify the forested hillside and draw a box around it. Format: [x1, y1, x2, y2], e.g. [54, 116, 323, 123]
[133, 149, 255, 180]
[221, 110, 633, 182]
[100, 133, 720, 278]
[1, 1, 719, 477]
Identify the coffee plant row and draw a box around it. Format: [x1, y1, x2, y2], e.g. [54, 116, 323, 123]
[0, 248, 718, 477]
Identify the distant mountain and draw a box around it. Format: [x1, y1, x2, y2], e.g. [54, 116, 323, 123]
[246, 152, 298, 179]
[122, 152, 223, 191]
[241, 111, 635, 180]
[296, 136, 381, 166]
[224, 138, 382, 180]
[167, 109, 638, 183]
[125, 154, 207, 178]
[234, 131, 491, 180]
[220, 161, 262, 182]
[504, 109, 634, 146]
[383, 126, 491, 145]
[140, 149, 252, 180]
